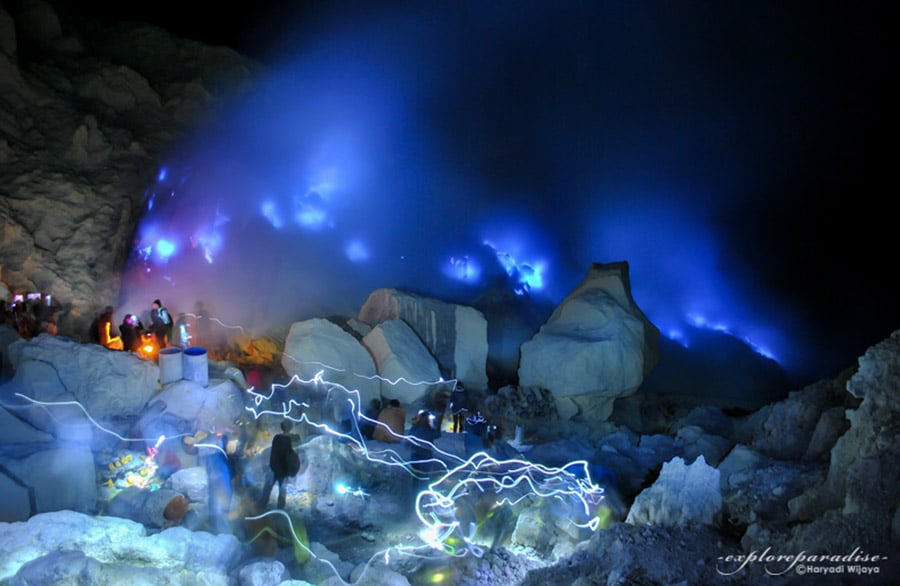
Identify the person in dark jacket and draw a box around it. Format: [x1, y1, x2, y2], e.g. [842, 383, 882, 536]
[120, 313, 145, 352]
[149, 298, 173, 348]
[260, 420, 299, 509]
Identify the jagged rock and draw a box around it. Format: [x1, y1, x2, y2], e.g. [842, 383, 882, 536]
[784, 330, 900, 553]
[717, 445, 823, 550]
[0, 2, 258, 340]
[358, 288, 489, 391]
[518, 262, 659, 421]
[361, 319, 442, 405]
[281, 318, 379, 406]
[746, 375, 849, 460]
[626, 455, 721, 528]
[802, 405, 849, 462]
[675, 425, 733, 467]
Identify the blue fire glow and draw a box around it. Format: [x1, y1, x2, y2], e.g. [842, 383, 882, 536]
[116, 1, 816, 381]
[154, 239, 176, 261]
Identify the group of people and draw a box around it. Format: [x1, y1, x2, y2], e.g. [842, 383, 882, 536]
[90, 298, 173, 352]
[356, 383, 497, 468]
[1, 296, 57, 339]
[201, 383, 499, 526]
[198, 418, 302, 525]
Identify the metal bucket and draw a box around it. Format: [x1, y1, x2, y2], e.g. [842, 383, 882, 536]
[159, 347, 183, 384]
[183, 346, 209, 387]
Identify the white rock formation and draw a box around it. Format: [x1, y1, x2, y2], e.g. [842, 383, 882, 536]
[626, 455, 721, 528]
[4, 334, 158, 430]
[0, 510, 245, 584]
[358, 288, 488, 390]
[518, 262, 659, 420]
[146, 377, 245, 434]
[361, 319, 442, 404]
[281, 318, 379, 405]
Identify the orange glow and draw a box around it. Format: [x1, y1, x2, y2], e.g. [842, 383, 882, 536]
[138, 333, 159, 361]
[104, 322, 124, 350]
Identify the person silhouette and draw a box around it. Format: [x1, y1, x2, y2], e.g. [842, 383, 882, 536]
[260, 420, 300, 509]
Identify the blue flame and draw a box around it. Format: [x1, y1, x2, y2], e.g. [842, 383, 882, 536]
[345, 239, 370, 262]
[155, 239, 176, 260]
[261, 200, 284, 229]
[483, 239, 547, 295]
[443, 255, 482, 283]
[115, 1, 823, 381]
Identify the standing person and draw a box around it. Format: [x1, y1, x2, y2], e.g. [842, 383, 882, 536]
[449, 382, 469, 433]
[260, 420, 300, 510]
[150, 299, 173, 348]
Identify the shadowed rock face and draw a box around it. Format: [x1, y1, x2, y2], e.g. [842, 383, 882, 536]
[0, 1, 260, 340]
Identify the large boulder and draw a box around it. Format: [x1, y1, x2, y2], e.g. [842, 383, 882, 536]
[2, 335, 158, 441]
[281, 318, 379, 406]
[518, 262, 659, 420]
[361, 320, 442, 405]
[145, 377, 245, 434]
[358, 288, 488, 391]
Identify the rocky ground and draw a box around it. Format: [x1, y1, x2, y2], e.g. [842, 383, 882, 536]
[2, 329, 900, 585]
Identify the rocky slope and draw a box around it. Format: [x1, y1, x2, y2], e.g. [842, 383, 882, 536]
[1, 0, 260, 337]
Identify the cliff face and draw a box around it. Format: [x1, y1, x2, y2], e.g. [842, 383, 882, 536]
[0, 0, 259, 338]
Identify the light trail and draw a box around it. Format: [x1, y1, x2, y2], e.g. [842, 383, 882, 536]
[8, 346, 606, 583]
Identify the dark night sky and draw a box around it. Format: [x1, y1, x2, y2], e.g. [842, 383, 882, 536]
[52, 1, 898, 387]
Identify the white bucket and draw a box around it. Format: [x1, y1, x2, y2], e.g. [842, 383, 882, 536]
[183, 347, 209, 387]
[159, 347, 183, 384]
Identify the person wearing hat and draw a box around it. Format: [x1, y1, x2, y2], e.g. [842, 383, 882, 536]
[150, 298, 173, 348]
